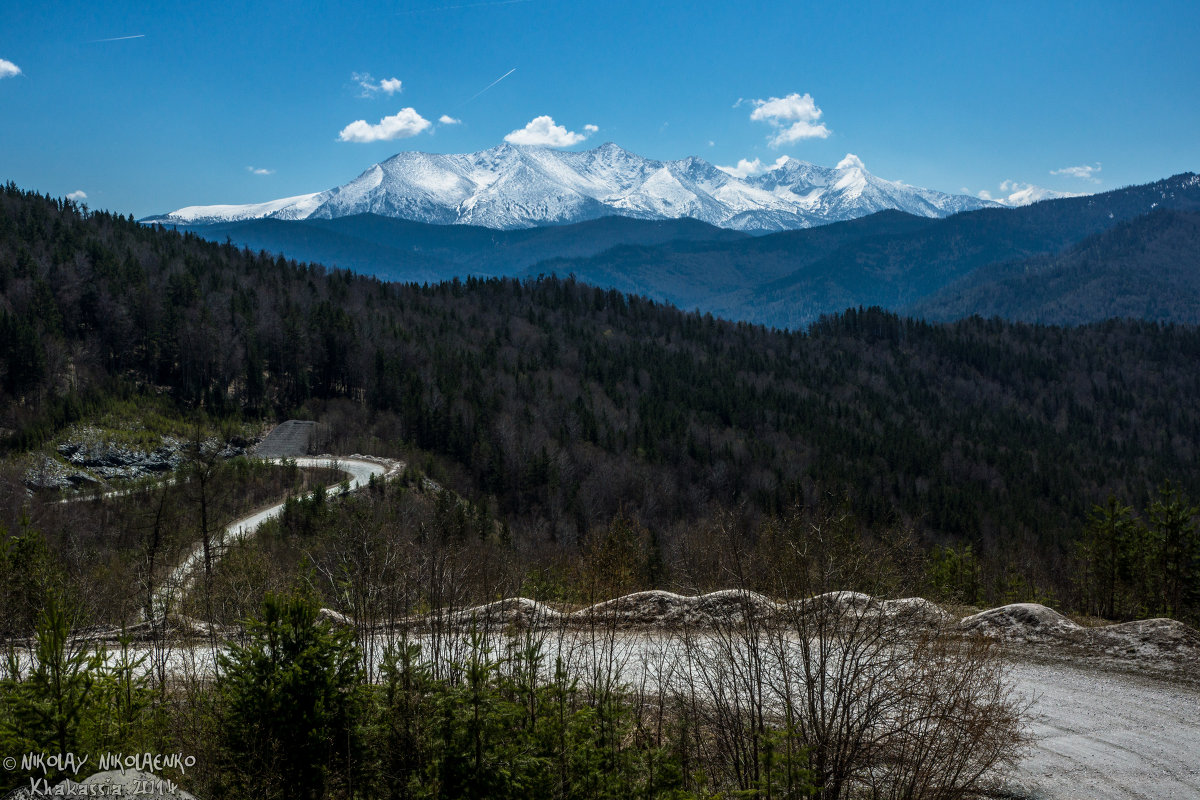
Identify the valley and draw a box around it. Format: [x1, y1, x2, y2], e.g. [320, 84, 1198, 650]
[5, 1, 1197, 797]
[3, 176, 1199, 799]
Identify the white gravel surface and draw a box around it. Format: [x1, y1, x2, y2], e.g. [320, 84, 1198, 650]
[86, 439, 1200, 800]
[1004, 660, 1200, 799]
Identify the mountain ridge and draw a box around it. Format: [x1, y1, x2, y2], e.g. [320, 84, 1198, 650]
[146, 142, 996, 232]
[145, 171, 1200, 329]
[533, 172, 1200, 327]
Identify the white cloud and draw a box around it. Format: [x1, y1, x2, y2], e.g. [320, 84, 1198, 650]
[338, 108, 432, 142]
[438, 114, 462, 125]
[835, 153, 865, 171]
[66, 190, 87, 202]
[353, 72, 403, 97]
[1050, 162, 1102, 183]
[981, 180, 1086, 207]
[748, 92, 831, 147]
[716, 155, 791, 179]
[247, 166, 274, 175]
[0, 59, 21, 79]
[504, 115, 594, 147]
[717, 159, 765, 178]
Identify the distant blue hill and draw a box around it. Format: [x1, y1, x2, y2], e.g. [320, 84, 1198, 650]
[179, 214, 750, 284]
[163, 173, 1200, 328]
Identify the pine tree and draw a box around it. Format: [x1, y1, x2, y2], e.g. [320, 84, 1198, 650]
[1149, 483, 1200, 618]
[1078, 496, 1139, 619]
[4, 594, 103, 772]
[217, 590, 365, 800]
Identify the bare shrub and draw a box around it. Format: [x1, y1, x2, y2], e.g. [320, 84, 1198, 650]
[675, 507, 1030, 799]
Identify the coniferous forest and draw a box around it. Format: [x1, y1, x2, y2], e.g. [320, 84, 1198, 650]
[1, 183, 1200, 798]
[1, 183, 1198, 620]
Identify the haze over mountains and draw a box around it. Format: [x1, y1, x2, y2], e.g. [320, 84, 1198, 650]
[150, 162, 1200, 329]
[148, 143, 996, 232]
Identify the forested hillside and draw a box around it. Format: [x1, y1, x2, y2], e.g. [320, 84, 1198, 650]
[3, 183, 1200, 611]
[909, 209, 1200, 324]
[538, 173, 1200, 328]
[189, 213, 750, 283]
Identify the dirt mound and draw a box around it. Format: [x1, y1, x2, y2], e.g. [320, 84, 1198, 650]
[880, 597, 956, 625]
[72, 614, 228, 644]
[319, 607, 355, 627]
[571, 590, 711, 627]
[1086, 617, 1200, 662]
[956, 604, 1200, 672]
[784, 590, 877, 617]
[692, 590, 780, 623]
[959, 603, 1084, 642]
[303, 591, 1198, 676]
[571, 590, 785, 628]
[436, 591, 957, 630]
[443, 597, 561, 627]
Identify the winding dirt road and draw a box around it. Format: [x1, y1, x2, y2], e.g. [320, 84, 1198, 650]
[151, 455, 401, 617]
[137, 447, 1199, 800]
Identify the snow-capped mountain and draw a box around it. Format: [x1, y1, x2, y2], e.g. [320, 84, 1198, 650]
[147, 143, 997, 232]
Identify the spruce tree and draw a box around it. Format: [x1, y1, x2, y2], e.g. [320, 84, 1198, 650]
[217, 590, 365, 800]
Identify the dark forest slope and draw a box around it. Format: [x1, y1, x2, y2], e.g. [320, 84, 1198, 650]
[909, 209, 1200, 324]
[176, 213, 750, 284]
[3, 184, 1200, 558]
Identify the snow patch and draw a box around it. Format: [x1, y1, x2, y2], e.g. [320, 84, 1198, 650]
[159, 193, 320, 224]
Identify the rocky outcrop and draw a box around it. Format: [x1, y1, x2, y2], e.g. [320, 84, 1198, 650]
[24, 428, 255, 490]
[56, 436, 187, 480]
[252, 419, 317, 458]
[23, 452, 101, 490]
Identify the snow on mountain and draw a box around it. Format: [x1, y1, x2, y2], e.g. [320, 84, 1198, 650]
[984, 182, 1086, 207]
[147, 143, 998, 231]
[160, 193, 322, 225]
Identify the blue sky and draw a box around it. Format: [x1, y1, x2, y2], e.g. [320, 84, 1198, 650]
[1, 0, 1197, 218]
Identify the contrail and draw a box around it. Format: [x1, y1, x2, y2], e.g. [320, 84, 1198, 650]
[89, 34, 145, 42]
[465, 67, 516, 104]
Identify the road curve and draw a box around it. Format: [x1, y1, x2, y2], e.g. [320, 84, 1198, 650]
[151, 455, 399, 618]
[135, 451, 1200, 800]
